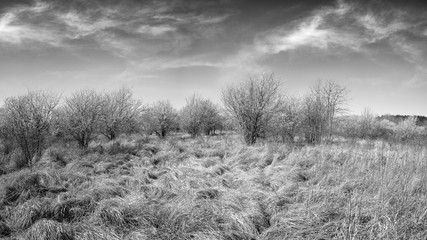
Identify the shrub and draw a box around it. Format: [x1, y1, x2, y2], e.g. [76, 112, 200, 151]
[393, 117, 423, 141]
[57, 89, 104, 149]
[180, 94, 223, 137]
[2, 91, 59, 167]
[222, 73, 283, 145]
[141, 101, 178, 138]
[372, 119, 395, 140]
[99, 87, 142, 140]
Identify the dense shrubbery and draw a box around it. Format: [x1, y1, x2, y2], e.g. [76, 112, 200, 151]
[337, 113, 426, 143]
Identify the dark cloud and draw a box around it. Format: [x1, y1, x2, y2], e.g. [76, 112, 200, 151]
[0, 0, 32, 11]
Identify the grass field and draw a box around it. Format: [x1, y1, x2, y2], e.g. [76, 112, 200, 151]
[0, 133, 426, 239]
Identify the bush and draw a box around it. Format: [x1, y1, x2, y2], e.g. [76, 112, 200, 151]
[393, 117, 424, 142]
[222, 73, 283, 145]
[141, 101, 178, 138]
[180, 94, 223, 136]
[57, 89, 104, 149]
[337, 112, 397, 141]
[2, 91, 59, 167]
[99, 87, 142, 140]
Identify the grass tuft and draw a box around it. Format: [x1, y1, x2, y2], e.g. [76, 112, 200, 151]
[51, 194, 96, 222]
[7, 198, 52, 231]
[24, 219, 74, 240]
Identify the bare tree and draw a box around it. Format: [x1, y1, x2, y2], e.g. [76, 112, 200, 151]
[321, 80, 348, 141]
[180, 94, 222, 137]
[149, 100, 178, 138]
[302, 80, 348, 143]
[2, 91, 60, 166]
[58, 89, 104, 149]
[302, 92, 325, 144]
[222, 73, 283, 145]
[100, 87, 142, 140]
[201, 101, 223, 136]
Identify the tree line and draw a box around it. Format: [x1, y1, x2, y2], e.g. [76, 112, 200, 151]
[1, 73, 425, 168]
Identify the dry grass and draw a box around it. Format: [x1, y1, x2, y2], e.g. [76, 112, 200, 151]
[0, 134, 426, 239]
[23, 219, 74, 240]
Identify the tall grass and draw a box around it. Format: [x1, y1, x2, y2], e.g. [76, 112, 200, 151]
[0, 134, 425, 239]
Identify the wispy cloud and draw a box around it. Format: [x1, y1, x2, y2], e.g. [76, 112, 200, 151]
[0, 1, 60, 45]
[255, 0, 356, 53]
[227, 0, 427, 86]
[0, 0, 232, 58]
[253, 0, 410, 55]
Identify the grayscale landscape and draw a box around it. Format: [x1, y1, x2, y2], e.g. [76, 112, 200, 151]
[0, 0, 426, 239]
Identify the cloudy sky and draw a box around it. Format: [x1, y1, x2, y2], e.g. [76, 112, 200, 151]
[0, 0, 426, 115]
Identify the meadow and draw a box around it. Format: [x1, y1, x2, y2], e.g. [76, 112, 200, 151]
[0, 132, 426, 240]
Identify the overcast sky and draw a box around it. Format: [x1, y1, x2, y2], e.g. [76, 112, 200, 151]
[0, 0, 426, 115]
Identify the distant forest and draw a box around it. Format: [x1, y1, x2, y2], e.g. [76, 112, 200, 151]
[378, 115, 427, 126]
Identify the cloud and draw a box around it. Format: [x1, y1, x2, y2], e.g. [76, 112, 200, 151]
[257, 16, 330, 53]
[137, 25, 175, 36]
[357, 13, 406, 42]
[1, 0, 426, 89]
[228, 0, 427, 86]
[0, 0, 232, 57]
[253, 0, 356, 53]
[0, 1, 60, 45]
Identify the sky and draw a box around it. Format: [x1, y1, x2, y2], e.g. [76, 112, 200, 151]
[0, 0, 426, 115]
